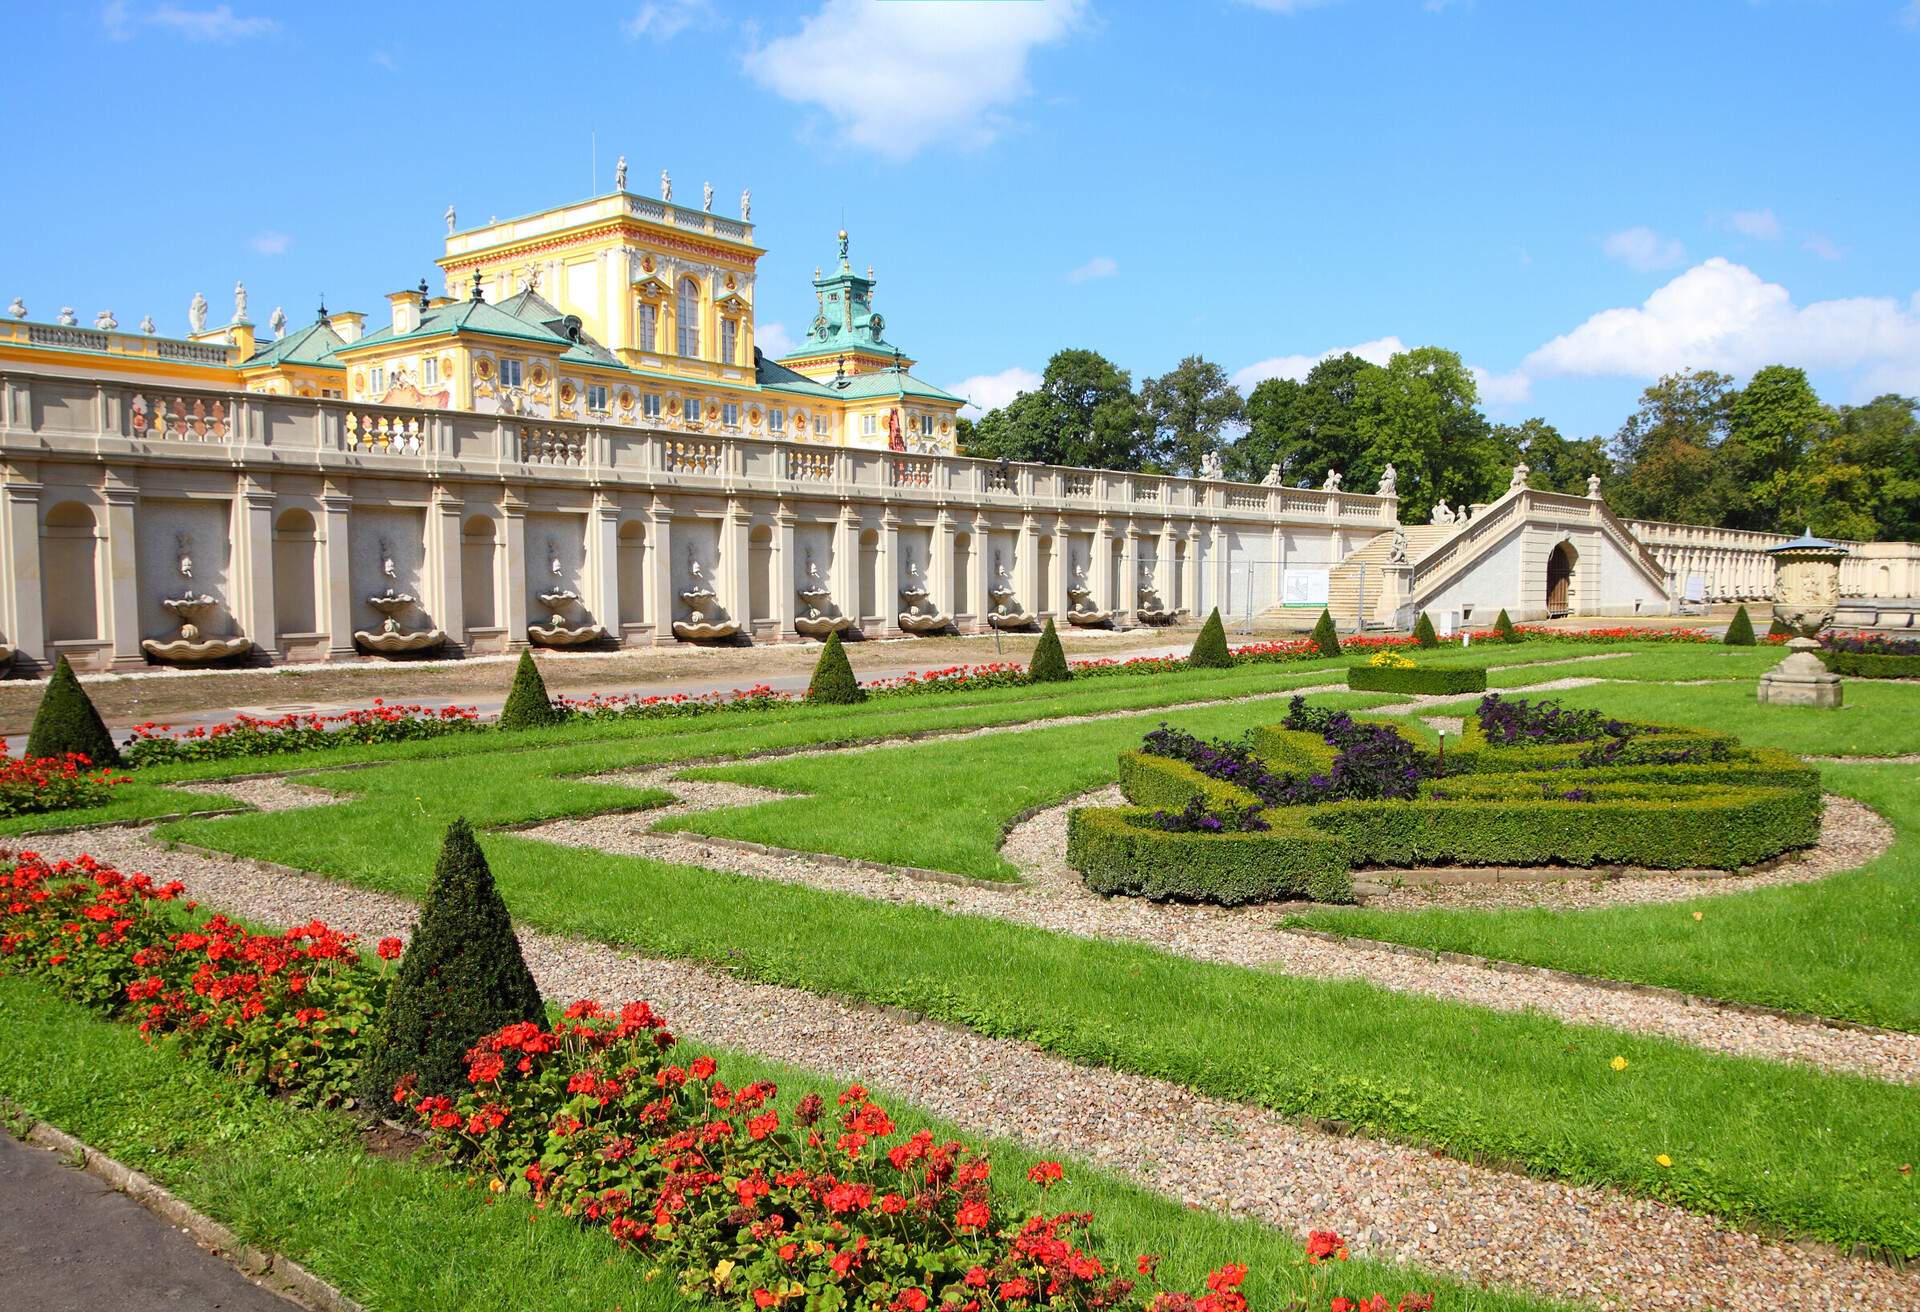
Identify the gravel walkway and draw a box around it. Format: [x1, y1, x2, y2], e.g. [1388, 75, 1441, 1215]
[15, 824, 1917, 1312]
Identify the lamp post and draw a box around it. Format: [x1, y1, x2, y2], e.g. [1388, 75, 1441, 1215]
[1757, 529, 1846, 709]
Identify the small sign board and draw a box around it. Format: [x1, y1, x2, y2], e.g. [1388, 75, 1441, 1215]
[1282, 568, 1330, 607]
[1683, 574, 1707, 603]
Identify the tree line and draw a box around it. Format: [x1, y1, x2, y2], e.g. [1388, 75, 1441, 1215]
[957, 346, 1920, 540]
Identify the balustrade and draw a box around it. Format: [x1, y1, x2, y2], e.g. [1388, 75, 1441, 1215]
[891, 457, 935, 489]
[664, 439, 723, 476]
[518, 425, 586, 465]
[1065, 474, 1095, 497]
[787, 449, 834, 482]
[343, 410, 423, 455]
[131, 393, 230, 442]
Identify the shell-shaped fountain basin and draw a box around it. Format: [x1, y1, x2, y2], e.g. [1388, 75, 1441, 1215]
[353, 627, 447, 656]
[672, 617, 741, 642]
[537, 590, 581, 611]
[898, 606, 951, 634]
[161, 593, 220, 622]
[366, 589, 418, 619]
[987, 608, 1036, 631]
[794, 611, 854, 639]
[1066, 607, 1112, 628]
[528, 621, 607, 648]
[142, 634, 253, 665]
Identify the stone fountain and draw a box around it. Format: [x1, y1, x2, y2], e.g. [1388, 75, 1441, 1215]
[1757, 529, 1846, 708]
[527, 542, 605, 647]
[897, 557, 950, 634]
[672, 557, 739, 641]
[793, 558, 853, 639]
[141, 534, 253, 663]
[1135, 563, 1173, 624]
[353, 539, 446, 654]
[986, 556, 1035, 630]
[1063, 560, 1111, 628]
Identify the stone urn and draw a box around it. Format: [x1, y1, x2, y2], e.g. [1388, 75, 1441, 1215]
[1757, 530, 1846, 708]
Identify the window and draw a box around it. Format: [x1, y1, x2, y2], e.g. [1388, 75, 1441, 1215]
[637, 302, 658, 352]
[423, 357, 439, 386]
[587, 383, 609, 412]
[768, 407, 785, 434]
[720, 318, 738, 365]
[860, 412, 878, 438]
[682, 397, 702, 424]
[369, 366, 386, 394]
[813, 414, 829, 437]
[642, 392, 662, 419]
[676, 278, 700, 357]
[498, 358, 523, 388]
[918, 413, 934, 437]
[721, 402, 740, 427]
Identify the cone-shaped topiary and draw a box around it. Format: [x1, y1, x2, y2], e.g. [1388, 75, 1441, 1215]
[805, 630, 866, 703]
[1412, 611, 1439, 648]
[361, 819, 545, 1103]
[1309, 609, 1341, 658]
[1723, 604, 1757, 646]
[1189, 607, 1233, 668]
[26, 655, 121, 767]
[498, 650, 565, 729]
[1493, 608, 1518, 643]
[1028, 618, 1071, 682]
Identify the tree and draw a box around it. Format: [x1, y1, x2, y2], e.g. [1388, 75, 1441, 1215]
[1724, 605, 1756, 646]
[1781, 393, 1920, 541]
[1351, 347, 1499, 516]
[498, 650, 564, 729]
[1230, 353, 1386, 488]
[1724, 365, 1829, 531]
[1607, 370, 1736, 524]
[1492, 418, 1613, 496]
[26, 655, 121, 766]
[361, 819, 545, 1101]
[1140, 356, 1243, 476]
[1188, 607, 1232, 668]
[962, 349, 1144, 471]
[1028, 619, 1070, 682]
[805, 631, 865, 703]
[1309, 610, 1341, 657]
[1413, 611, 1438, 648]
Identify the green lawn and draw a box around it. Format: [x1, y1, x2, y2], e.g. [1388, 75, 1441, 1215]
[1483, 646, 1785, 687]
[157, 694, 1920, 1256]
[0, 973, 1556, 1312]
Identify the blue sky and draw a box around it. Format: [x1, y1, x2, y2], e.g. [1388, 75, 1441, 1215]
[5, 1, 1918, 438]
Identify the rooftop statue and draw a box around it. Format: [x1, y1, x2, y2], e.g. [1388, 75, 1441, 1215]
[740, 188, 751, 220]
[1260, 463, 1282, 487]
[444, 204, 456, 234]
[1377, 463, 1397, 498]
[614, 155, 627, 191]
[189, 291, 208, 333]
[703, 180, 714, 213]
[660, 169, 672, 202]
[233, 281, 248, 323]
[1322, 468, 1343, 493]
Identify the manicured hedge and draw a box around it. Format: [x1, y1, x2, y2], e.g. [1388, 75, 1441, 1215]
[1067, 806, 1355, 904]
[1344, 664, 1488, 695]
[1818, 650, 1920, 679]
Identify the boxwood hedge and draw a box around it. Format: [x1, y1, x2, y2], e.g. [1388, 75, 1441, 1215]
[1818, 650, 1920, 679]
[1344, 664, 1488, 695]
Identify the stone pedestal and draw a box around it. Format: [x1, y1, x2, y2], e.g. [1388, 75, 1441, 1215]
[1757, 637, 1843, 708]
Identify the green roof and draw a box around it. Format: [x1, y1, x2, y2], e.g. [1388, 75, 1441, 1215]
[831, 367, 963, 405]
[781, 231, 906, 364]
[754, 351, 839, 398]
[243, 317, 346, 371]
[344, 296, 577, 353]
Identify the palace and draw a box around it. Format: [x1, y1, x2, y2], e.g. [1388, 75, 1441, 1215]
[1, 181, 1916, 674]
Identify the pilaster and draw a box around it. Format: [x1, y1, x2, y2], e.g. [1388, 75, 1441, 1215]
[932, 510, 955, 620]
[1050, 517, 1071, 621]
[970, 513, 992, 632]
[0, 477, 45, 668]
[230, 476, 276, 658]
[877, 509, 900, 636]
[723, 499, 751, 634]
[649, 499, 676, 645]
[773, 504, 797, 638]
[320, 487, 356, 659]
[100, 475, 143, 669]
[590, 492, 621, 634]
[1094, 517, 1116, 615]
[1016, 515, 1039, 618]
[429, 485, 465, 650]
[834, 503, 858, 630]
[502, 491, 529, 649]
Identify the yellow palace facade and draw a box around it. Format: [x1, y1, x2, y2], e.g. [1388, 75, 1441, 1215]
[0, 183, 966, 453]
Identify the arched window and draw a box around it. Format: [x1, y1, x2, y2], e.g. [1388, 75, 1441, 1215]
[676, 278, 701, 358]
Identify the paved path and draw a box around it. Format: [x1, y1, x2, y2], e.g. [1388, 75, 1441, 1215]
[0, 1130, 296, 1311]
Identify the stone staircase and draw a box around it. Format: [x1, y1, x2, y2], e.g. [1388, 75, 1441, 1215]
[1260, 525, 1457, 630]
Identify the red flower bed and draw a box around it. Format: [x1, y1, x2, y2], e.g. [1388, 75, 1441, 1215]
[124, 699, 483, 767]
[0, 751, 128, 817]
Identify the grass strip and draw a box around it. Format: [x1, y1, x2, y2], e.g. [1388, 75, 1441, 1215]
[0, 973, 1556, 1312]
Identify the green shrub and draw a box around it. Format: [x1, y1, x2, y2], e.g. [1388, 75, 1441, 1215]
[1412, 611, 1438, 648]
[1724, 605, 1756, 646]
[1028, 618, 1071, 682]
[1345, 664, 1488, 695]
[26, 656, 121, 767]
[1068, 807, 1354, 905]
[360, 820, 545, 1102]
[805, 631, 866, 703]
[1818, 650, 1920, 679]
[497, 650, 564, 729]
[1309, 609, 1341, 657]
[1492, 609, 1517, 643]
[1188, 608, 1232, 668]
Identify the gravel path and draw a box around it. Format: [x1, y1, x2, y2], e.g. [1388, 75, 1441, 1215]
[16, 824, 1916, 1312]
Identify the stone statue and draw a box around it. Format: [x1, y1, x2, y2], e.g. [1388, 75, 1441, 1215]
[233, 281, 248, 323]
[269, 306, 287, 338]
[1322, 468, 1343, 493]
[1260, 463, 1282, 487]
[549, 544, 562, 576]
[380, 538, 396, 579]
[1457, 504, 1471, 524]
[1388, 526, 1409, 564]
[614, 155, 627, 191]
[6, 298, 25, 319]
[94, 310, 117, 330]
[139, 315, 155, 334]
[660, 169, 672, 202]
[1377, 463, 1397, 498]
[444, 204, 457, 234]
[1199, 450, 1224, 481]
[176, 532, 193, 579]
[740, 188, 751, 220]
[1509, 461, 1530, 492]
[703, 180, 714, 213]
[1587, 472, 1603, 499]
[58, 307, 76, 326]
[1431, 501, 1456, 526]
[189, 292, 207, 333]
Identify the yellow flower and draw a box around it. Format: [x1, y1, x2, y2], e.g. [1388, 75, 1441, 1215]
[488, 1178, 505, 1194]
[1656, 1154, 1673, 1168]
[1692, 911, 1704, 921]
[1610, 1056, 1629, 1071]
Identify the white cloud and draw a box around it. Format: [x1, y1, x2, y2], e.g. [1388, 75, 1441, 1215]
[1802, 233, 1847, 262]
[624, 0, 711, 40]
[1231, 336, 1406, 391]
[1602, 225, 1687, 273]
[948, 366, 1042, 420]
[102, 1, 133, 39]
[1064, 256, 1117, 284]
[755, 321, 796, 357]
[1471, 365, 1532, 405]
[1524, 256, 1920, 395]
[369, 49, 398, 72]
[248, 230, 291, 256]
[1729, 208, 1783, 241]
[151, 5, 275, 40]
[743, 0, 1084, 160]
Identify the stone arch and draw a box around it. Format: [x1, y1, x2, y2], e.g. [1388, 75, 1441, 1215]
[1546, 539, 1578, 617]
[42, 500, 101, 643]
[273, 508, 321, 638]
[461, 514, 499, 631]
